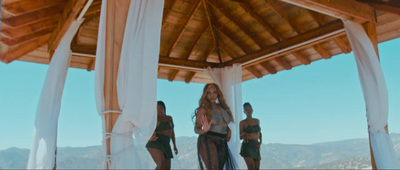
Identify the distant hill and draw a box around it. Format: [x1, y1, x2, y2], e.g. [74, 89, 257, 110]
[1, 133, 400, 169]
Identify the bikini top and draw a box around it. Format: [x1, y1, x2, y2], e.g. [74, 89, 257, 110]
[209, 106, 232, 134]
[244, 124, 261, 133]
[156, 121, 173, 131]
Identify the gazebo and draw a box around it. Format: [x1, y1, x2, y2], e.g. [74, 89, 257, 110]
[1, 0, 400, 169]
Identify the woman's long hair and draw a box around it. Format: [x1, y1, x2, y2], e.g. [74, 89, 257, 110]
[193, 83, 234, 123]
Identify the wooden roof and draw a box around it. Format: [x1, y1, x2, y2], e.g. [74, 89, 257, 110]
[1, 0, 400, 83]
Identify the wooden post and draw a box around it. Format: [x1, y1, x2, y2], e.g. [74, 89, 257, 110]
[104, 0, 130, 169]
[364, 22, 388, 170]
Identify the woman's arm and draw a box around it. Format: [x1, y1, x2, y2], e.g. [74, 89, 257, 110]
[171, 119, 178, 154]
[226, 126, 231, 142]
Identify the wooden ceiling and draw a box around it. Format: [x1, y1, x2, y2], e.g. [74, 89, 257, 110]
[1, 0, 400, 83]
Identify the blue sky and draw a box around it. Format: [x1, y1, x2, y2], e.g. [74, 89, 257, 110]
[0, 38, 399, 150]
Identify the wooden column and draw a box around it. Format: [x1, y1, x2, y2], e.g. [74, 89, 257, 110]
[364, 22, 388, 170]
[104, 0, 130, 169]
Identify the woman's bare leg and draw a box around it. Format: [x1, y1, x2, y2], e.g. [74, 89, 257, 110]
[244, 157, 255, 170]
[147, 148, 166, 170]
[165, 158, 171, 170]
[254, 159, 260, 170]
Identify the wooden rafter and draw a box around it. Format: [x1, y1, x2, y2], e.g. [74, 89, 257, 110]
[275, 57, 292, 70]
[207, 0, 267, 48]
[203, 0, 223, 63]
[213, 21, 252, 54]
[47, 0, 87, 52]
[1, 4, 65, 28]
[200, 44, 216, 62]
[357, 0, 400, 15]
[162, 0, 177, 25]
[2, 0, 65, 16]
[87, 58, 95, 71]
[223, 20, 344, 66]
[160, 56, 218, 68]
[166, 0, 201, 57]
[260, 61, 277, 74]
[333, 37, 351, 54]
[267, 0, 304, 33]
[168, 70, 179, 82]
[235, 0, 284, 41]
[1, 27, 54, 46]
[1, 16, 59, 39]
[246, 66, 263, 78]
[281, 0, 376, 23]
[291, 51, 311, 65]
[184, 25, 209, 60]
[185, 72, 197, 83]
[1, 34, 51, 64]
[219, 43, 238, 59]
[307, 10, 326, 26]
[313, 44, 331, 59]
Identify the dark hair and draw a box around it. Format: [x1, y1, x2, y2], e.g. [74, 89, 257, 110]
[157, 101, 166, 113]
[243, 102, 252, 108]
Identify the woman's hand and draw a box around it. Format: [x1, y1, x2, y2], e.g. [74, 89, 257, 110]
[227, 128, 231, 142]
[149, 135, 158, 141]
[201, 115, 212, 134]
[256, 142, 261, 151]
[174, 147, 178, 155]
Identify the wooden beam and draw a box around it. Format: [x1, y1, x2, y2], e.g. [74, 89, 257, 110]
[357, 0, 400, 15]
[162, 0, 177, 25]
[213, 21, 253, 54]
[307, 10, 326, 26]
[48, 0, 87, 52]
[223, 20, 344, 66]
[207, 0, 267, 48]
[246, 66, 263, 78]
[168, 70, 179, 82]
[275, 57, 292, 70]
[267, 0, 304, 33]
[1, 4, 65, 28]
[2, 0, 65, 16]
[159, 56, 218, 68]
[291, 51, 311, 65]
[313, 44, 331, 59]
[281, 0, 376, 23]
[363, 22, 379, 58]
[260, 61, 277, 74]
[1, 34, 51, 64]
[71, 44, 97, 55]
[1, 16, 59, 39]
[184, 25, 209, 60]
[1, 27, 54, 46]
[236, 0, 284, 41]
[185, 72, 196, 83]
[203, 0, 223, 63]
[166, 0, 201, 57]
[87, 58, 95, 71]
[333, 37, 352, 54]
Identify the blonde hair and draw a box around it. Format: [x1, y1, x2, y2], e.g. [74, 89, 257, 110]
[193, 83, 234, 122]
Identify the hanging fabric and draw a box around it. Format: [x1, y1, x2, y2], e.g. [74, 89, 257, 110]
[204, 64, 243, 165]
[343, 19, 400, 169]
[27, 19, 83, 169]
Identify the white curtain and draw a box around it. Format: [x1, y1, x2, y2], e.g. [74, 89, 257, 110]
[343, 20, 400, 169]
[94, 0, 164, 169]
[204, 64, 243, 165]
[27, 19, 83, 169]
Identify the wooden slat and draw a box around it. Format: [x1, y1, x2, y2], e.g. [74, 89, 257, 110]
[207, 0, 267, 48]
[333, 37, 351, 54]
[162, 0, 177, 25]
[1, 16, 59, 39]
[276, 57, 292, 70]
[185, 72, 196, 83]
[281, 0, 376, 23]
[236, 0, 284, 41]
[213, 21, 252, 54]
[166, 0, 201, 57]
[1, 34, 51, 64]
[223, 20, 344, 66]
[313, 44, 331, 59]
[1, 27, 54, 46]
[260, 61, 277, 74]
[1, 4, 65, 28]
[203, 0, 223, 63]
[267, 0, 304, 33]
[48, 0, 87, 52]
[292, 51, 311, 65]
[2, 0, 65, 16]
[184, 25, 209, 59]
[168, 70, 179, 82]
[246, 66, 263, 78]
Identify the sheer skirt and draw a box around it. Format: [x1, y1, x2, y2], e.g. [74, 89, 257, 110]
[197, 131, 237, 170]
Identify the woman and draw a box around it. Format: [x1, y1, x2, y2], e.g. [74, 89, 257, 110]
[193, 83, 236, 170]
[240, 102, 262, 170]
[146, 101, 178, 170]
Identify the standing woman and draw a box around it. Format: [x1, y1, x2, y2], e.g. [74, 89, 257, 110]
[193, 83, 237, 170]
[240, 102, 262, 170]
[146, 101, 178, 170]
